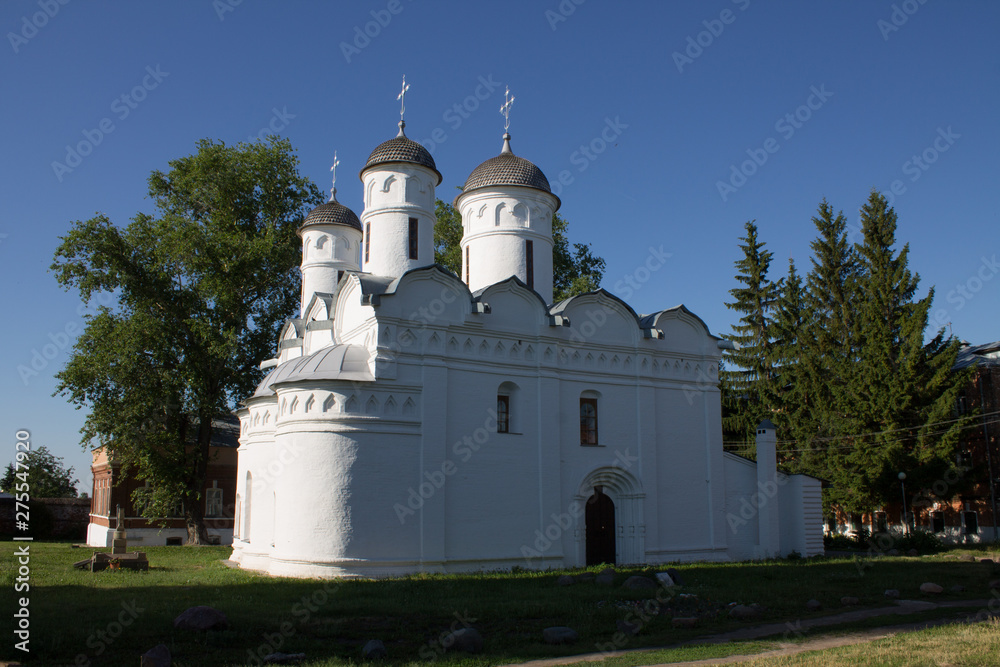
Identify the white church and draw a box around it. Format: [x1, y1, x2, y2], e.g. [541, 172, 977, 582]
[229, 91, 823, 578]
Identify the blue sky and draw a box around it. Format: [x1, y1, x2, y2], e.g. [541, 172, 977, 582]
[2, 1, 998, 488]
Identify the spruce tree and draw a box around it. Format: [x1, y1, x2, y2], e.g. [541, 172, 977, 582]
[768, 258, 808, 461]
[722, 221, 780, 449]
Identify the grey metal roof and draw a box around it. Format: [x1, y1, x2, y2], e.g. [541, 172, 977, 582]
[360, 122, 442, 184]
[299, 198, 362, 233]
[252, 344, 373, 398]
[953, 341, 1000, 370]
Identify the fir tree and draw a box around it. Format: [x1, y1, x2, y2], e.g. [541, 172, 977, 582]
[722, 220, 780, 448]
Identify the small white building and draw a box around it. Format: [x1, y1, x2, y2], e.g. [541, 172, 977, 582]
[228, 117, 822, 578]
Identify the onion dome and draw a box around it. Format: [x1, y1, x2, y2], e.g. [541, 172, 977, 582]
[359, 120, 442, 185]
[461, 133, 553, 195]
[298, 192, 362, 234]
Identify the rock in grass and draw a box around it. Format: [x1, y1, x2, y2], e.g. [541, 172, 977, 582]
[622, 576, 658, 591]
[616, 619, 641, 636]
[908, 549, 919, 557]
[959, 554, 976, 562]
[140, 644, 171, 667]
[557, 575, 575, 586]
[884, 589, 900, 599]
[655, 572, 675, 587]
[806, 599, 822, 611]
[542, 626, 579, 644]
[173, 605, 229, 631]
[982, 558, 995, 565]
[920, 582, 943, 594]
[262, 653, 306, 665]
[666, 568, 685, 586]
[443, 628, 483, 654]
[595, 572, 615, 586]
[729, 604, 762, 620]
[362, 640, 386, 660]
[840, 596, 859, 606]
[672, 617, 698, 629]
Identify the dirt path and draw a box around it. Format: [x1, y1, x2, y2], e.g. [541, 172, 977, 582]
[505, 598, 995, 667]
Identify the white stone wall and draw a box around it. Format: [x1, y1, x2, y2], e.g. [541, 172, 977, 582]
[458, 187, 557, 304]
[360, 165, 436, 278]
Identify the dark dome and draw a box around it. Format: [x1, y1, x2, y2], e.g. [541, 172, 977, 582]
[463, 152, 551, 193]
[459, 134, 557, 207]
[360, 122, 442, 185]
[299, 198, 362, 233]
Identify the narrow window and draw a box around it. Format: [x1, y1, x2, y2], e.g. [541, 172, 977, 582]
[497, 395, 510, 433]
[465, 245, 470, 283]
[580, 397, 598, 445]
[364, 222, 371, 263]
[206, 483, 223, 518]
[963, 511, 979, 534]
[930, 511, 944, 533]
[408, 217, 418, 260]
[873, 511, 887, 533]
[525, 240, 534, 289]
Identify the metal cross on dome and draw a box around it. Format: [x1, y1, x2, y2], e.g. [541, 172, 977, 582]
[329, 151, 340, 200]
[500, 86, 515, 131]
[397, 75, 409, 120]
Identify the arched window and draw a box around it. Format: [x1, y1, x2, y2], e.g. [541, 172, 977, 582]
[243, 472, 252, 543]
[498, 381, 520, 434]
[580, 392, 599, 445]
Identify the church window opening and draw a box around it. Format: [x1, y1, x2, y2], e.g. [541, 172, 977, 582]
[465, 245, 470, 283]
[963, 511, 979, 534]
[580, 397, 598, 445]
[364, 223, 371, 263]
[525, 240, 534, 289]
[408, 217, 419, 260]
[497, 395, 510, 433]
[930, 511, 944, 533]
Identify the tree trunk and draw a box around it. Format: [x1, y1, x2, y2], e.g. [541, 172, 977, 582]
[184, 412, 214, 545]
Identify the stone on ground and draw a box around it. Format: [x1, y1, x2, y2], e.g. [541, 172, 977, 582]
[806, 599, 822, 611]
[959, 554, 976, 562]
[443, 628, 483, 654]
[672, 617, 698, 629]
[362, 640, 387, 660]
[907, 549, 919, 557]
[595, 571, 615, 586]
[140, 644, 171, 667]
[840, 596, 859, 606]
[666, 567, 686, 586]
[557, 575, 575, 586]
[729, 604, 762, 620]
[919, 582, 943, 594]
[884, 589, 900, 599]
[542, 626, 579, 644]
[655, 572, 675, 587]
[173, 605, 229, 631]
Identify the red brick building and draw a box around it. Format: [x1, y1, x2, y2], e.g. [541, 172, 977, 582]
[86, 416, 239, 546]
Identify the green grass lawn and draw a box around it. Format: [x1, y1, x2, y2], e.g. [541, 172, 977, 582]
[3, 542, 998, 666]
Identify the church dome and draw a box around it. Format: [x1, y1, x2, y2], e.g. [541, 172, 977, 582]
[360, 121, 442, 185]
[299, 197, 362, 233]
[461, 133, 553, 195]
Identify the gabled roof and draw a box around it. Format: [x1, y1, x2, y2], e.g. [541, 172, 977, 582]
[954, 340, 1000, 370]
[252, 344, 373, 398]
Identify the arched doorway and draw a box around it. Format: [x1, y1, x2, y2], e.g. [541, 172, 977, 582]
[586, 487, 616, 565]
[576, 467, 645, 566]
